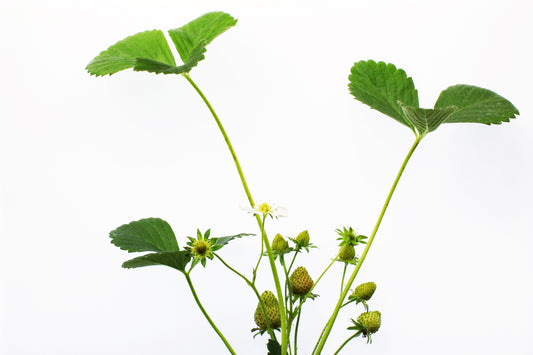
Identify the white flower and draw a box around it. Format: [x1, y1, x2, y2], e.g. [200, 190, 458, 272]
[244, 202, 288, 219]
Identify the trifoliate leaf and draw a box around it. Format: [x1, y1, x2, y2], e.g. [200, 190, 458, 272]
[133, 43, 206, 74]
[122, 251, 190, 272]
[399, 104, 458, 135]
[349, 60, 419, 131]
[109, 218, 179, 253]
[168, 12, 237, 65]
[86, 30, 176, 76]
[434, 85, 519, 125]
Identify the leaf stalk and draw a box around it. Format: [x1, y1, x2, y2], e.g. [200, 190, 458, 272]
[313, 136, 422, 354]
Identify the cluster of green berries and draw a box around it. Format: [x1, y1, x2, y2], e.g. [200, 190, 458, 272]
[254, 291, 281, 330]
[348, 282, 381, 343]
[271, 230, 313, 256]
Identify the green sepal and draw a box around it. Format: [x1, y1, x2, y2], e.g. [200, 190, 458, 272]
[86, 30, 176, 76]
[348, 60, 419, 132]
[122, 250, 191, 273]
[109, 218, 179, 253]
[399, 104, 458, 136]
[434, 84, 519, 125]
[168, 11, 237, 65]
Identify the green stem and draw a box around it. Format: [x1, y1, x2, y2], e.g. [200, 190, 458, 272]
[214, 254, 277, 341]
[183, 73, 288, 355]
[287, 251, 298, 274]
[182, 73, 255, 207]
[333, 333, 358, 355]
[293, 304, 302, 355]
[184, 273, 236, 355]
[314, 136, 422, 354]
[252, 215, 267, 284]
[340, 263, 347, 295]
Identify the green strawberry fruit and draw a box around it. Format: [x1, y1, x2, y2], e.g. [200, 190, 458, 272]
[272, 234, 289, 252]
[352, 282, 376, 301]
[296, 230, 310, 246]
[254, 291, 281, 330]
[357, 311, 381, 334]
[289, 266, 314, 295]
[338, 244, 355, 261]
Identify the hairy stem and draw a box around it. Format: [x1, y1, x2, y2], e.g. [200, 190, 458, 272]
[183, 73, 288, 354]
[314, 136, 422, 354]
[184, 273, 236, 354]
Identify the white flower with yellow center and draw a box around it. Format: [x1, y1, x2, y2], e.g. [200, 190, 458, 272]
[245, 202, 288, 219]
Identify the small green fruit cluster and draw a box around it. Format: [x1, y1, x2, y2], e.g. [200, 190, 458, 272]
[289, 266, 313, 295]
[254, 291, 281, 330]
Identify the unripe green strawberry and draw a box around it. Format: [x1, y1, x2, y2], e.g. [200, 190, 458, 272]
[338, 244, 355, 261]
[296, 230, 310, 245]
[254, 291, 281, 330]
[272, 234, 289, 252]
[357, 311, 381, 334]
[352, 282, 376, 301]
[289, 266, 314, 295]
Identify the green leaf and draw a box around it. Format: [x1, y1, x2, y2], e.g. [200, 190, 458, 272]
[109, 218, 179, 253]
[348, 60, 419, 130]
[133, 42, 207, 74]
[434, 85, 519, 125]
[122, 251, 191, 272]
[211, 233, 254, 251]
[266, 339, 281, 355]
[399, 104, 458, 135]
[86, 30, 176, 76]
[168, 11, 237, 65]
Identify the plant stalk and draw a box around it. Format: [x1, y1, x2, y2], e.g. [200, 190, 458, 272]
[314, 136, 422, 354]
[184, 273, 236, 355]
[183, 73, 288, 354]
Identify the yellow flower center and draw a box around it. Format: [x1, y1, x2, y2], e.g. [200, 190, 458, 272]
[257, 202, 272, 215]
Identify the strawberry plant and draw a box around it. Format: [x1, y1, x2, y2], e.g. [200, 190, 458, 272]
[86, 11, 519, 355]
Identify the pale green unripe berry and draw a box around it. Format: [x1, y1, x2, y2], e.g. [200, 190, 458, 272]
[352, 282, 376, 301]
[289, 266, 314, 295]
[338, 244, 355, 261]
[254, 291, 281, 330]
[296, 230, 310, 245]
[272, 234, 289, 252]
[358, 311, 381, 334]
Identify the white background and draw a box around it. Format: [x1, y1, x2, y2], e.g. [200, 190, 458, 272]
[1, 0, 532, 354]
